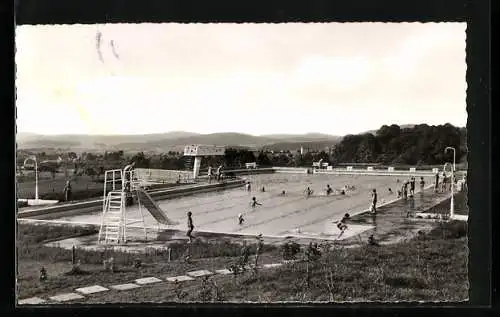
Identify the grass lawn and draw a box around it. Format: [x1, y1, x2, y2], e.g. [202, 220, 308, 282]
[16, 218, 468, 303]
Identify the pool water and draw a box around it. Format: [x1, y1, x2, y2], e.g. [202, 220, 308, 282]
[57, 173, 436, 240]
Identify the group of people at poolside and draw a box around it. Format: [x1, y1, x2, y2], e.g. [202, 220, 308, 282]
[207, 165, 225, 183]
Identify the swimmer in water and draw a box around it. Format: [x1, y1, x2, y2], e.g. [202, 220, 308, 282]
[238, 213, 245, 225]
[251, 196, 262, 208]
[326, 184, 333, 196]
[305, 187, 313, 198]
[280, 190, 286, 196]
[388, 188, 393, 194]
[340, 189, 346, 195]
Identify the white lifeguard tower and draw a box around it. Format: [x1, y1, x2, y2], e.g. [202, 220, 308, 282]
[97, 164, 177, 245]
[183, 144, 226, 179]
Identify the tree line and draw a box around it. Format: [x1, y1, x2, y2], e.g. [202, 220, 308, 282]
[18, 124, 467, 177]
[332, 123, 466, 165]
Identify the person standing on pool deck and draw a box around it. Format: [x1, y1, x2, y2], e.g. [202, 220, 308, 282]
[216, 165, 222, 181]
[371, 189, 378, 214]
[246, 181, 251, 192]
[409, 177, 416, 196]
[186, 211, 194, 243]
[207, 166, 212, 183]
[64, 180, 72, 202]
[251, 196, 262, 208]
[434, 172, 440, 192]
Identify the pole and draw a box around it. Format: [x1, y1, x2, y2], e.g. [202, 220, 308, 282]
[35, 158, 39, 201]
[445, 147, 456, 219]
[453, 148, 456, 173]
[450, 164, 455, 218]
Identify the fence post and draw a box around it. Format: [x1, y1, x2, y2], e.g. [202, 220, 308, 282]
[71, 245, 76, 265]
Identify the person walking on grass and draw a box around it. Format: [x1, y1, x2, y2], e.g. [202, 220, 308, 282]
[63, 180, 72, 202]
[186, 211, 194, 243]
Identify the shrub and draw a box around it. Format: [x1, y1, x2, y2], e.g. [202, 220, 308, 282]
[282, 242, 301, 260]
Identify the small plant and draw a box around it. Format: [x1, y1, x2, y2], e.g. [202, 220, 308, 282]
[229, 248, 249, 281]
[173, 281, 188, 301]
[198, 276, 213, 302]
[303, 242, 322, 288]
[282, 241, 301, 261]
[212, 278, 225, 302]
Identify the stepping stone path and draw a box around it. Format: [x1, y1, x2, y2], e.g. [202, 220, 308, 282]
[186, 270, 213, 278]
[263, 263, 283, 269]
[166, 275, 195, 282]
[110, 283, 142, 291]
[18, 297, 46, 305]
[49, 293, 85, 302]
[135, 277, 163, 285]
[22, 259, 297, 303]
[75, 285, 109, 295]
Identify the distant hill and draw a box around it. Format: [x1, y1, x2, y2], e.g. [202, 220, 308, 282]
[262, 139, 342, 152]
[16, 131, 341, 152]
[260, 133, 337, 140]
[17, 131, 200, 150]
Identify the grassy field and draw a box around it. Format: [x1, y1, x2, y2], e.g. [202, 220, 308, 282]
[16, 217, 468, 302]
[16, 172, 106, 199]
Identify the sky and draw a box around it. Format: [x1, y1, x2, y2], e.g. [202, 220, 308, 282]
[15, 23, 467, 136]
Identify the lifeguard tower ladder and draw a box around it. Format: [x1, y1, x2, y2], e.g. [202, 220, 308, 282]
[97, 164, 148, 245]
